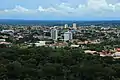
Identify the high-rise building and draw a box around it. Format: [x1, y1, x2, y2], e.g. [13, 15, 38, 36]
[64, 31, 73, 41]
[73, 23, 77, 30]
[64, 24, 68, 28]
[51, 29, 58, 41]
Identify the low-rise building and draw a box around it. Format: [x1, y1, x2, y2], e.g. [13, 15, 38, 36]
[35, 41, 46, 47]
[70, 45, 79, 48]
[112, 52, 120, 57]
[0, 39, 6, 42]
[84, 50, 97, 54]
[0, 42, 12, 48]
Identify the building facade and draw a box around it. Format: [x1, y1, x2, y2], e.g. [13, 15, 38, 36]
[51, 29, 58, 41]
[64, 31, 73, 41]
[64, 24, 68, 28]
[73, 23, 77, 30]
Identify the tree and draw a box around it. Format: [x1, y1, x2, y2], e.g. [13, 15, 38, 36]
[0, 46, 120, 80]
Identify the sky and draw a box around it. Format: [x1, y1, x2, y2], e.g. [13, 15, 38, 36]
[0, 0, 120, 20]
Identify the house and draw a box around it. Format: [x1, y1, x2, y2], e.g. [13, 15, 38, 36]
[99, 50, 112, 57]
[84, 50, 97, 54]
[0, 39, 6, 42]
[0, 42, 12, 48]
[70, 45, 79, 48]
[1, 30, 14, 33]
[35, 41, 46, 47]
[115, 48, 120, 52]
[112, 52, 120, 57]
[49, 42, 68, 48]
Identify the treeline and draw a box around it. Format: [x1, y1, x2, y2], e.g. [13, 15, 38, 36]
[0, 47, 120, 80]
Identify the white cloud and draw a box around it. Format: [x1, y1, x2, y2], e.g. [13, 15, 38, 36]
[37, 6, 45, 12]
[2, 5, 36, 14]
[87, 0, 108, 9]
[13, 5, 29, 12]
[38, 6, 58, 12]
[0, 0, 120, 18]
[4, 5, 29, 13]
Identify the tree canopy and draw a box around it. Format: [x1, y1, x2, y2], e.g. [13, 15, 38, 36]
[0, 47, 120, 80]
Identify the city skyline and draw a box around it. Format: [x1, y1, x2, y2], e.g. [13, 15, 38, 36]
[0, 0, 120, 20]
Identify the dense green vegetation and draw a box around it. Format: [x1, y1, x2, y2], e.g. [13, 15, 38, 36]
[0, 47, 120, 80]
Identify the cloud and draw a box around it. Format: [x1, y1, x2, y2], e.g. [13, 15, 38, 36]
[3, 5, 29, 13]
[88, 0, 108, 9]
[0, 0, 120, 18]
[37, 6, 59, 12]
[2, 5, 36, 14]
[12, 5, 29, 12]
